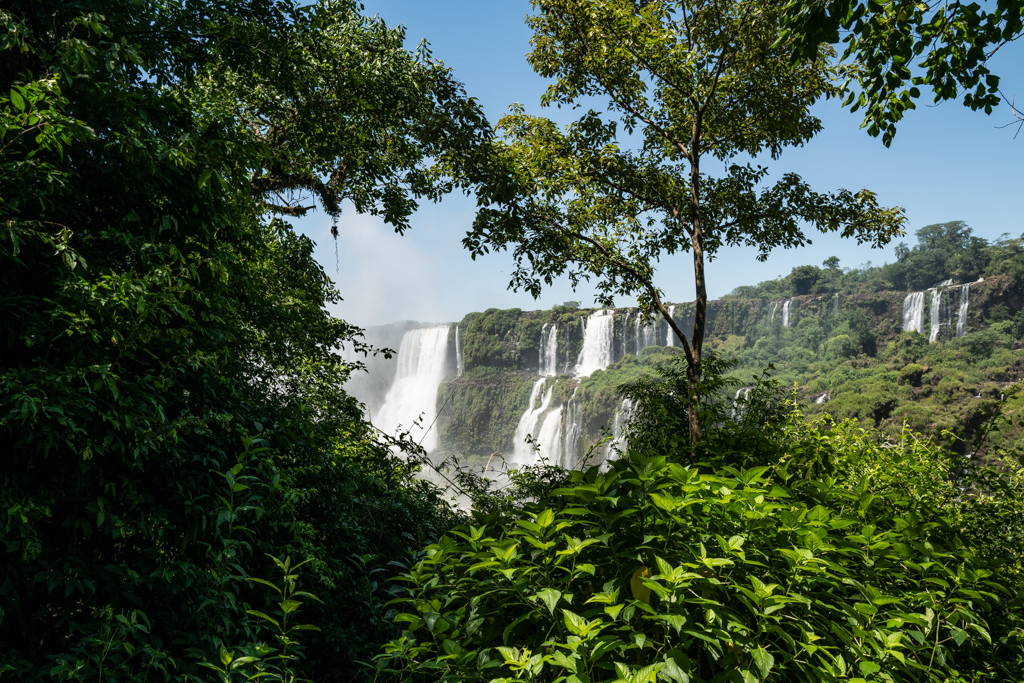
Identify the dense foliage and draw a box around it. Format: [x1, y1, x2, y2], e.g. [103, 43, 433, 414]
[379, 393, 1024, 681]
[781, 0, 1024, 144]
[0, 0, 480, 678]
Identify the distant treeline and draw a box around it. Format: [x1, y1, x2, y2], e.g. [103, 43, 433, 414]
[725, 221, 1024, 299]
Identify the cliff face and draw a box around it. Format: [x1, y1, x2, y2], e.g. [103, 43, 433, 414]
[350, 274, 1024, 464]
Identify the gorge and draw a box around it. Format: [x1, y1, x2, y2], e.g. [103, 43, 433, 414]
[347, 272, 1024, 465]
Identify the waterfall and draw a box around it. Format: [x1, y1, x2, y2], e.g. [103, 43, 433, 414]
[832, 293, 839, 315]
[781, 300, 791, 328]
[929, 288, 942, 343]
[730, 387, 752, 419]
[511, 379, 554, 466]
[455, 324, 463, 378]
[815, 392, 829, 404]
[633, 314, 641, 356]
[576, 309, 615, 377]
[929, 284, 958, 343]
[956, 284, 971, 338]
[621, 310, 632, 359]
[374, 325, 450, 452]
[540, 323, 558, 376]
[603, 398, 635, 461]
[634, 317, 657, 353]
[644, 319, 658, 350]
[562, 388, 583, 469]
[768, 301, 779, 327]
[534, 406, 563, 464]
[666, 305, 676, 346]
[902, 292, 925, 334]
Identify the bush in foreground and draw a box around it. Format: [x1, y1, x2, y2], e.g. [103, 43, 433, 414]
[377, 410, 1022, 682]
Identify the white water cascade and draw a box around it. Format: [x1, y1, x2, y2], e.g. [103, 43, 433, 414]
[577, 309, 615, 377]
[562, 388, 583, 468]
[603, 398, 635, 461]
[929, 288, 944, 343]
[730, 387, 752, 419]
[511, 379, 553, 466]
[635, 315, 658, 353]
[956, 284, 971, 338]
[665, 305, 676, 346]
[374, 325, 450, 452]
[902, 292, 925, 334]
[455, 324, 463, 378]
[781, 300, 791, 328]
[540, 323, 559, 376]
[511, 379, 564, 467]
[535, 406, 563, 464]
[768, 301, 779, 327]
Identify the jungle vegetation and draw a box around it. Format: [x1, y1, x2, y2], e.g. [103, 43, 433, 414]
[3, 0, 1024, 682]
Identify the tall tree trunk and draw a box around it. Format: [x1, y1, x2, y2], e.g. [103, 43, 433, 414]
[687, 122, 706, 445]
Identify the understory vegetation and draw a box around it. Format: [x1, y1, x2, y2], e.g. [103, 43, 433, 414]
[380, 360, 1024, 682]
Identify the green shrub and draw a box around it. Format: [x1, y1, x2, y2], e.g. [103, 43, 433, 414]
[897, 363, 925, 386]
[822, 334, 857, 359]
[377, 432, 1005, 682]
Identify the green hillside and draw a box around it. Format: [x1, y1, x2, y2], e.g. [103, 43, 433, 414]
[439, 222, 1024, 458]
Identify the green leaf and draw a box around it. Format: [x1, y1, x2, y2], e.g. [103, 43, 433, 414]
[245, 610, 279, 628]
[562, 609, 587, 636]
[751, 647, 774, 677]
[535, 587, 562, 615]
[858, 661, 881, 676]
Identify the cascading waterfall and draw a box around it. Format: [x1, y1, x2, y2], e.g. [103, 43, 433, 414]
[621, 311, 633, 359]
[511, 379, 554, 466]
[781, 300, 791, 328]
[730, 387, 752, 419]
[374, 325, 450, 452]
[455, 324, 463, 378]
[634, 314, 658, 353]
[665, 305, 676, 346]
[768, 301, 779, 327]
[929, 287, 945, 343]
[902, 291, 925, 334]
[540, 323, 559, 376]
[534, 406, 563, 464]
[832, 293, 839, 315]
[929, 286, 958, 344]
[576, 309, 615, 377]
[815, 393, 830, 404]
[956, 283, 971, 338]
[562, 388, 583, 469]
[603, 398, 635, 461]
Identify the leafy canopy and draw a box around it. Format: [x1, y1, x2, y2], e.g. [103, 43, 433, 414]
[464, 0, 904, 442]
[780, 0, 1024, 144]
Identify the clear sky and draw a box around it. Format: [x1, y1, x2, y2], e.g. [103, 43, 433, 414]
[296, 1, 1024, 327]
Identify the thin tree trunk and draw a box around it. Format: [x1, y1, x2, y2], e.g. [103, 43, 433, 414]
[686, 118, 706, 445]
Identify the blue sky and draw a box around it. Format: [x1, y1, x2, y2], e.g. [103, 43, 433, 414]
[297, 1, 1024, 326]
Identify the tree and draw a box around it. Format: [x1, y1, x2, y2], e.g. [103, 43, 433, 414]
[0, 0, 476, 677]
[464, 0, 904, 443]
[781, 0, 1024, 144]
